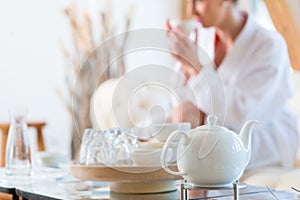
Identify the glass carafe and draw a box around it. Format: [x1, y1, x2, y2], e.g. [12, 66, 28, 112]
[5, 108, 31, 176]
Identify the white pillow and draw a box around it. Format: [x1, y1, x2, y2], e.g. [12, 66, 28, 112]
[90, 78, 177, 129]
[90, 66, 186, 129]
[90, 79, 119, 129]
[241, 167, 288, 188]
[275, 168, 300, 190]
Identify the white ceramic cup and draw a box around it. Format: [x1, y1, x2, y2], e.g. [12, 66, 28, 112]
[151, 122, 191, 142]
[169, 19, 200, 34]
[132, 147, 172, 166]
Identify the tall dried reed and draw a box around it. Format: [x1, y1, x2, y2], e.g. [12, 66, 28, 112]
[58, 2, 133, 159]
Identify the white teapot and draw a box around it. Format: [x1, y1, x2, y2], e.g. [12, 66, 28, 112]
[161, 115, 258, 187]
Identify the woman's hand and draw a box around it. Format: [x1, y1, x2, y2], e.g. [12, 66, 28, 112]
[169, 101, 205, 128]
[166, 19, 202, 80]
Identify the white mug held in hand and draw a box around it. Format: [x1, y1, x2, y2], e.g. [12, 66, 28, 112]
[161, 115, 258, 187]
[169, 19, 200, 34]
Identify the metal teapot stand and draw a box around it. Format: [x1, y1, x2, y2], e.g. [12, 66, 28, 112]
[180, 180, 244, 200]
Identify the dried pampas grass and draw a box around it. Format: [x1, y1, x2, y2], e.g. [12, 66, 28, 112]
[58, 2, 133, 159]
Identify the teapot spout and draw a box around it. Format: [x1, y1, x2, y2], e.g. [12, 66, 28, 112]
[239, 120, 259, 153]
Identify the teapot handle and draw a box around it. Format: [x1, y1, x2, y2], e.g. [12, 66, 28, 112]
[161, 130, 187, 176]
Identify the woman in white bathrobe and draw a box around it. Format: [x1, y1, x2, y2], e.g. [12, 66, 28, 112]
[168, 0, 299, 169]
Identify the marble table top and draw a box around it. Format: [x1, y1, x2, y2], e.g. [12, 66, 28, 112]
[0, 167, 299, 200]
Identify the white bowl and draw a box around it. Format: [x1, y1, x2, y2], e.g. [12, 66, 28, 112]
[169, 19, 200, 34]
[132, 148, 172, 166]
[35, 151, 68, 168]
[151, 122, 191, 142]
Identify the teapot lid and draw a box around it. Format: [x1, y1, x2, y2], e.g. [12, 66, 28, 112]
[197, 115, 226, 132]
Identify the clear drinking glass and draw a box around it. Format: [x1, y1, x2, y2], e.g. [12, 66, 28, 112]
[80, 128, 138, 166]
[5, 107, 31, 176]
[85, 130, 116, 165]
[110, 128, 138, 165]
[79, 129, 96, 164]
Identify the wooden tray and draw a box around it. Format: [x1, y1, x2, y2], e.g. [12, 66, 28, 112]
[70, 164, 181, 193]
[70, 164, 180, 182]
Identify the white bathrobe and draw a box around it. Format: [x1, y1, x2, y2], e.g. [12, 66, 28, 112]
[182, 15, 299, 170]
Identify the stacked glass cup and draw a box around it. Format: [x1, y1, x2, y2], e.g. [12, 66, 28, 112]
[79, 128, 138, 166]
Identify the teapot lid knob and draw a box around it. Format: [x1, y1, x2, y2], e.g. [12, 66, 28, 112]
[207, 115, 217, 126]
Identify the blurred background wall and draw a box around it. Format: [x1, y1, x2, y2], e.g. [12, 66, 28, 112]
[0, 0, 73, 157]
[0, 0, 277, 159]
[0, 0, 181, 158]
